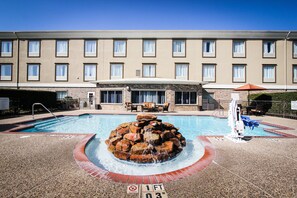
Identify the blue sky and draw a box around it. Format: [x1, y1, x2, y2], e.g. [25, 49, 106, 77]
[1, 0, 296, 30]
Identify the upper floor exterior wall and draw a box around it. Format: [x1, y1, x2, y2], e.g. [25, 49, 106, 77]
[0, 31, 297, 89]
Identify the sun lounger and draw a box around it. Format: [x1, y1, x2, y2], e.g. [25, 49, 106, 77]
[241, 115, 259, 130]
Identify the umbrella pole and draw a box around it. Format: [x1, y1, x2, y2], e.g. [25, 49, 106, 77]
[247, 90, 250, 106]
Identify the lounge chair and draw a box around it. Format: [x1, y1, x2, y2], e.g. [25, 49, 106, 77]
[241, 115, 259, 129]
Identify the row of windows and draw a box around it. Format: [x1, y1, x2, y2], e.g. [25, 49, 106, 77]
[1, 39, 297, 58]
[0, 63, 96, 82]
[100, 90, 194, 105]
[1, 63, 297, 83]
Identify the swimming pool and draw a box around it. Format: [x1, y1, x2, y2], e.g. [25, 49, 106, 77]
[21, 114, 280, 137]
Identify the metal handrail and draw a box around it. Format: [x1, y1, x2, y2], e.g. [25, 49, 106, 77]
[32, 103, 57, 120]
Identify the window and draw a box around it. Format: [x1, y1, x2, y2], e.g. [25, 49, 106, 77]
[233, 65, 246, 82]
[142, 64, 156, 77]
[101, 91, 122, 103]
[203, 40, 215, 57]
[84, 64, 97, 81]
[293, 65, 297, 83]
[56, 40, 68, 57]
[113, 40, 126, 57]
[110, 63, 123, 79]
[143, 40, 156, 57]
[202, 64, 216, 82]
[84, 40, 97, 57]
[175, 64, 188, 80]
[175, 91, 197, 104]
[172, 40, 186, 57]
[56, 91, 68, 100]
[55, 64, 68, 81]
[293, 41, 297, 58]
[233, 40, 245, 57]
[263, 40, 276, 58]
[263, 65, 276, 83]
[28, 40, 40, 57]
[0, 64, 12, 81]
[1, 40, 12, 57]
[132, 91, 165, 104]
[27, 64, 40, 81]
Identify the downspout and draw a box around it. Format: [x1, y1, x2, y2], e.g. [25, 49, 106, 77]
[284, 31, 291, 91]
[14, 32, 20, 89]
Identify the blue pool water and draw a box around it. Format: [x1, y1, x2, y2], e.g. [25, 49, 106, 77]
[21, 114, 280, 138]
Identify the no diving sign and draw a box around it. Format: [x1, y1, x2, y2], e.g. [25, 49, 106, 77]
[127, 184, 139, 194]
[127, 184, 168, 197]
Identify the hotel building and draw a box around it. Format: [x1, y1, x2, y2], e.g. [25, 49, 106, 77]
[0, 31, 296, 111]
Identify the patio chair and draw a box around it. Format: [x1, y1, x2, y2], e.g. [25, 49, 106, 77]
[143, 102, 157, 112]
[250, 105, 264, 116]
[131, 104, 138, 112]
[162, 102, 170, 112]
[125, 102, 132, 111]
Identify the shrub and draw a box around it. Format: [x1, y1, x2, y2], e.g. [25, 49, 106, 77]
[249, 92, 297, 114]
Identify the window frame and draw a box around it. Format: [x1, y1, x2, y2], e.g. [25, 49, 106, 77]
[131, 90, 165, 104]
[175, 63, 189, 80]
[110, 63, 124, 79]
[100, 90, 123, 104]
[175, 91, 197, 105]
[232, 64, 246, 83]
[293, 41, 297, 59]
[27, 63, 40, 81]
[84, 39, 97, 57]
[142, 39, 156, 57]
[55, 40, 69, 57]
[293, 65, 297, 83]
[142, 63, 156, 78]
[0, 40, 13, 57]
[55, 63, 69, 82]
[0, 63, 12, 81]
[263, 40, 276, 58]
[172, 39, 186, 57]
[113, 39, 127, 57]
[27, 40, 41, 58]
[202, 64, 216, 82]
[262, 64, 276, 83]
[83, 63, 97, 81]
[232, 40, 246, 58]
[56, 91, 68, 100]
[202, 39, 216, 58]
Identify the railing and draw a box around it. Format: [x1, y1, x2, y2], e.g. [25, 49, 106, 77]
[32, 103, 58, 120]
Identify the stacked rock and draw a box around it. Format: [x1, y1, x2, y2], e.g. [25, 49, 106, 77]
[105, 114, 186, 163]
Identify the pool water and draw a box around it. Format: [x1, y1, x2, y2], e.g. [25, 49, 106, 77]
[21, 114, 280, 137]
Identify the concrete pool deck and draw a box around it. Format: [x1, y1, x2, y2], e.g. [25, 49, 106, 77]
[0, 110, 297, 197]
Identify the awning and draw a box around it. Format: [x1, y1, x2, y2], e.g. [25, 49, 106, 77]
[91, 78, 207, 85]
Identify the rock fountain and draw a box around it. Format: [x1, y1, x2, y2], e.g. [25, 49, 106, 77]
[105, 114, 186, 163]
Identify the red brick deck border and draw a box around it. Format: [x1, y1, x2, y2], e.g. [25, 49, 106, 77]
[73, 134, 215, 184]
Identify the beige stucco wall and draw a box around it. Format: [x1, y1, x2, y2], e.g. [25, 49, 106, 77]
[1, 38, 294, 86]
[1, 36, 297, 110]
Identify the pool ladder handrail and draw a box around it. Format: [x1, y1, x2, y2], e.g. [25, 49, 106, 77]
[32, 103, 58, 120]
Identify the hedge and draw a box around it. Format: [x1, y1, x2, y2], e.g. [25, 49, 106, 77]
[0, 89, 57, 112]
[249, 92, 297, 114]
